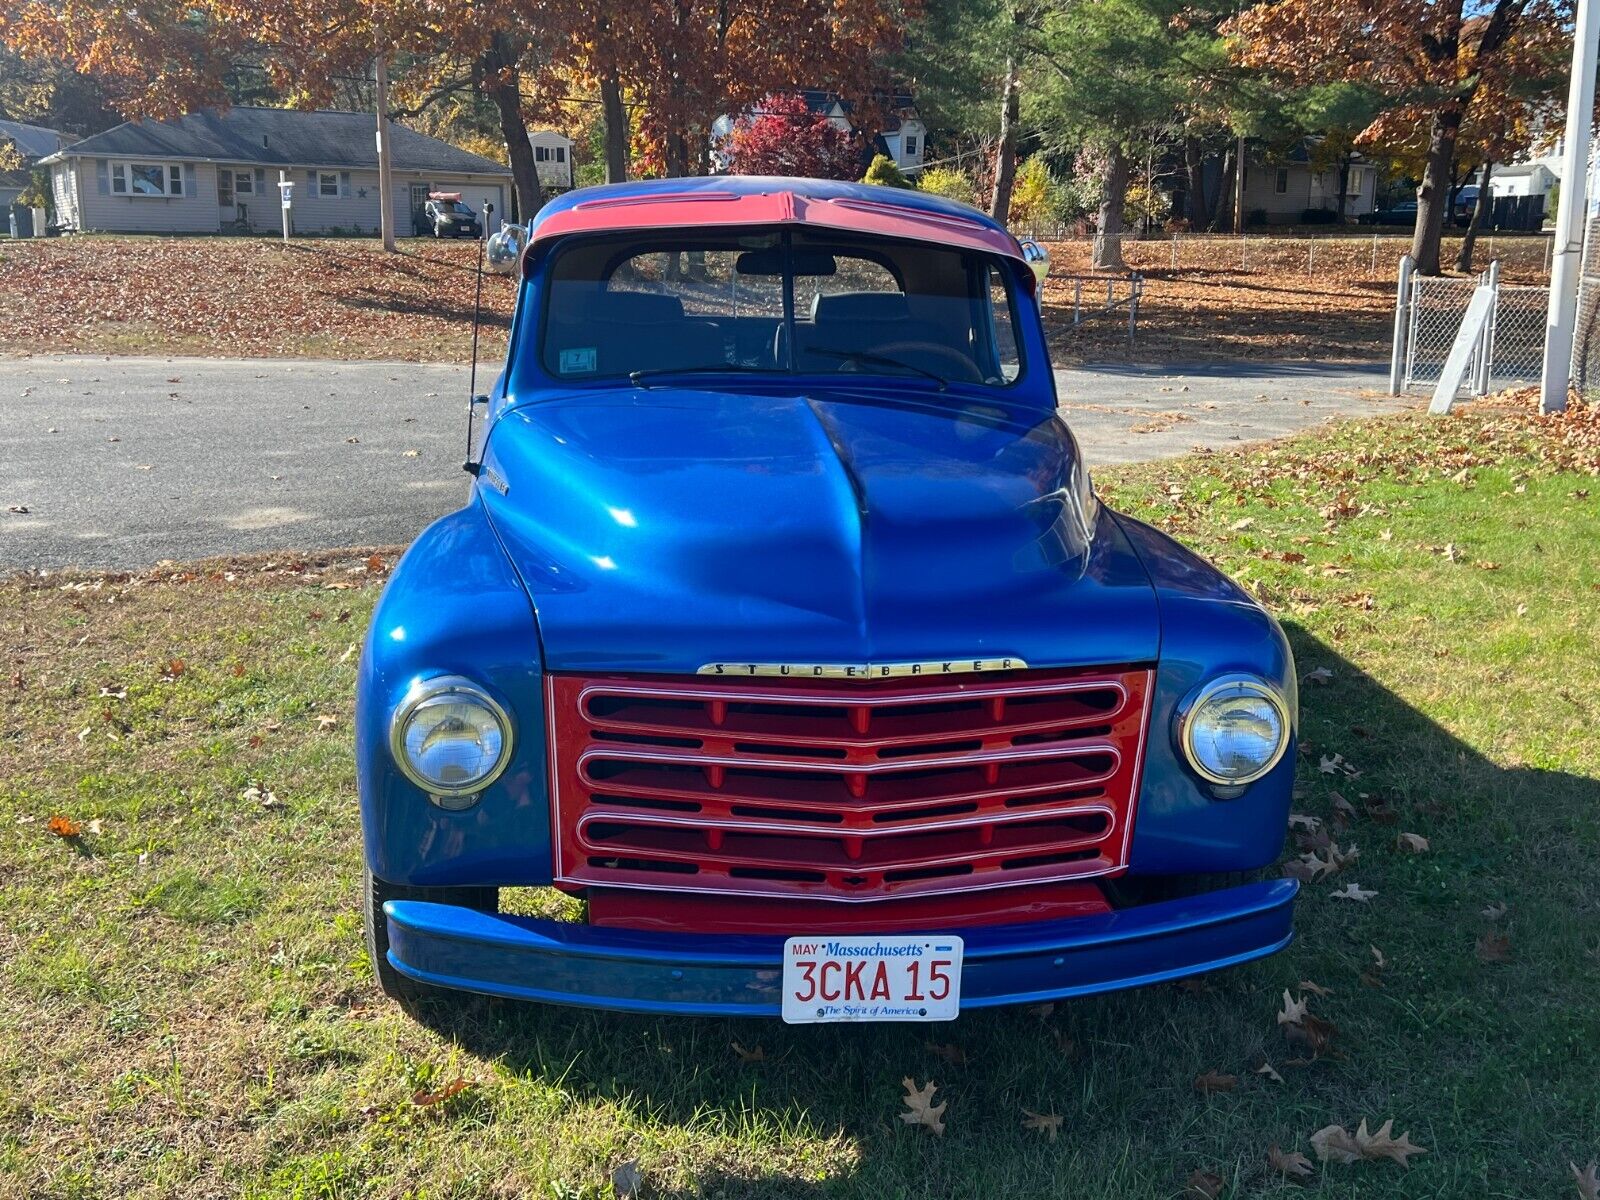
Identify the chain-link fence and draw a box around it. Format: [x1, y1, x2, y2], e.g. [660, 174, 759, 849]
[1573, 215, 1600, 397]
[1396, 265, 1549, 394]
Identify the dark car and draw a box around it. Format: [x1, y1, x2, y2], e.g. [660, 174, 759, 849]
[417, 196, 482, 239]
[1358, 200, 1418, 227]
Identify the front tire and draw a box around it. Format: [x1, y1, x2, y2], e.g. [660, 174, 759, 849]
[363, 867, 498, 1002]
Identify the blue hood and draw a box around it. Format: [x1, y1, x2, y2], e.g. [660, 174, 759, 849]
[477, 389, 1160, 674]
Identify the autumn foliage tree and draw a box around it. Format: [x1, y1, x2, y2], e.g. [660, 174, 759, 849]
[723, 93, 861, 179]
[1226, 0, 1568, 274]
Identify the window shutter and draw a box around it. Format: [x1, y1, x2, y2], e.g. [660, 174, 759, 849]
[95, 159, 110, 195]
[306, 170, 316, 191]
[340, 171, 351, 198]
[255, 168, 266, 193]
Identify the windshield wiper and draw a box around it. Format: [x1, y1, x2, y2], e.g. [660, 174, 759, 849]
[802, 347, 947, 390]
[629, 364, 787, 388]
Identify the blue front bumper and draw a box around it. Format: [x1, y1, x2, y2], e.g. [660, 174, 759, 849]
[384, 879, 1298, 1016]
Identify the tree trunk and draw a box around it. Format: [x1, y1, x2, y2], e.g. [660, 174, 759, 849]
[1411, 106, 1462, 275]
[481, 39, 543, 220]
[1336, 154, 1351, 222]
[601, 71, 628, 184]
[1092, 143, 1130, 271]
[990, 50, 1020, 223]
[1456, 160, 1495, 273]
[1234, 132, 1246, 236]
[1210, 143, 1235, 233]
[1184, 136, 1207, 225]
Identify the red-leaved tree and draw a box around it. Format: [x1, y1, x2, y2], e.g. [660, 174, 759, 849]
[723, 93, 862, 179]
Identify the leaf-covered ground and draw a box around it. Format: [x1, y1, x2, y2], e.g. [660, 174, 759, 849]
[2, 395, 1598, 1199]
[1, 231, 1544, 368]
[0, 236, 515, 363]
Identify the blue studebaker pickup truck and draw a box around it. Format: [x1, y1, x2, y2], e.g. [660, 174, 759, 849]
[356, 176, 1298, 1023]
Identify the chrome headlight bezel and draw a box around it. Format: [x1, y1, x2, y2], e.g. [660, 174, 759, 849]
[387, 674, 514, 798]
[1175, 673, 1291, 788]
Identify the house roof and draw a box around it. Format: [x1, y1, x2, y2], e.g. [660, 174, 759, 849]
[529, 176, 1022, 264]
[0, 118, 72, 161]
[1494, 161, 1553, 178]
[42, 107, 510, 175]
[796, 89, 919, 132]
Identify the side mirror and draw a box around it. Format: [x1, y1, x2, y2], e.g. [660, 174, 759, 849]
[485, 225, 528, 275]
[1019, 239, 1051, 284]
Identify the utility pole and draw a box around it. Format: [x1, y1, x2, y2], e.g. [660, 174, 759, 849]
[1540, 0, 1599, 414]
[1235, 132, 1247, 237]
[375, 55, 397, 252]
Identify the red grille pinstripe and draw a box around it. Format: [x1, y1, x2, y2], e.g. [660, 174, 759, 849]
[546, 667, 1152, 902]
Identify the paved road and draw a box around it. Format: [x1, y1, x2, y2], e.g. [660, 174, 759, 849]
[1, 354, 1413, 570]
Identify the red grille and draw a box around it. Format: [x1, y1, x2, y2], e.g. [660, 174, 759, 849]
[546, 667, 1152, 902]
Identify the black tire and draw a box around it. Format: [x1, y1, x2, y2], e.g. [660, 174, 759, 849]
[363, 867, 498, 1002]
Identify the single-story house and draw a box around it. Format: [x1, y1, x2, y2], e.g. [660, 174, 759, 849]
[1242, 140, 1379, 223]
[798, 90, 926, 176]
[530, 130, 574, 192]
[1480, 160, 1559, 201]
[40, 106, 512, 236]
[2, 118, 74, 228]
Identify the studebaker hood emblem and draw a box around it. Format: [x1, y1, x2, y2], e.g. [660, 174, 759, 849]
[700, 658, 1028, 679]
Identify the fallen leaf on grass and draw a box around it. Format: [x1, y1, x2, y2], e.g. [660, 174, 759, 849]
[730, 1041, 764, 1062]
[899, 1077, 946, 1136]
[1303, 666, 1333, 685]
[1320, 753, 1361, 778]
[1269, 1144, 1314, 1180]
[925, 1042, 966, 1065]
[1285, 1013, 1340, 1057]
[412, 1077, 474, 1107]
[1310, 1124, 1363, 1165]
[1231, 517, 1255, 531]
[315, 713, 339, 730]
[47, 814, 82, 838]
[1298, 979, 1333, 997]
[1257, 1061, 1284, 1084]
[1312, 1119, 1427, 1168]
[1482, 901, 1508, 920]
[1024, 1002, 1055, 1020]
[1287, 813, 1321, 832]
[1277, 990, 1309, 1027]
[1331, 882, 1376, 902]
[1183, 1169, 1224, 1198]
[160, 658, 186, 681]
[1370, 945, 1387, 969]
[365, 554, 387, 574]
[1476, 931, 1513, 963]
[1194, 1070, 1238, 1094]
[240, 783, 281, 810]
[1021, 1109, 1062, 1141]
[1572, 1161, 1599, 1200]
[1397, 832, 1430, 853]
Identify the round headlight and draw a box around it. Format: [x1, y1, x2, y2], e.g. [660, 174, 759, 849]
[1177, 674, 1290, 787]
[389, 675, 513, 798]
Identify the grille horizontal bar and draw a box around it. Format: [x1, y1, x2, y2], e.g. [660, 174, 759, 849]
[548, 667, 1152, 902]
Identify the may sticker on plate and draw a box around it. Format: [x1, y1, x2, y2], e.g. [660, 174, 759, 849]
[781, 935, 964, 1024]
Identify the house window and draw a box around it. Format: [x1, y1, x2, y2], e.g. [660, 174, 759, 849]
[535, 146, 549, 162]
[555, 146, 566, 163]
[111, 161, 182, 197]
[1274, 168, 1289, 194]
[904, 135, 918, 156]
[317, 171, 340, 198]
[235, 171, 254, 195]
[1345, 167, 1363, 197]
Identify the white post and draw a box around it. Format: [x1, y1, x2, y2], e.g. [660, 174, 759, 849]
[1540, 0, 1599, 414]
[278, 170, 291, 243]
[375, 56, 397, 253]
[1390, 254, 1414, 395]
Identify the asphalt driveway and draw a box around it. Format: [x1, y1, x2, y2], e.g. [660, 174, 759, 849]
[1, 355, 1411, 570]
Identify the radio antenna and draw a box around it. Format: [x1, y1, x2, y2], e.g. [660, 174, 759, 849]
[463, 199, 492, 475]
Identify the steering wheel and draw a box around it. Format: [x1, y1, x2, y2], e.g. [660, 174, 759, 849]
[860, 340, 987, 385]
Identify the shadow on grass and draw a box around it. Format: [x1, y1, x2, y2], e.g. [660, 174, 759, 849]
[396, 623, 1600, 1193]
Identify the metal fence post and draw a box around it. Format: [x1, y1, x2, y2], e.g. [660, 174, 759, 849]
[1371, 234, 1378, 277]
[1474, 259, 1500, 396]
[1171, 235, 1178, 270]
[1308, 242, 1314, 277]
[1389, 254, 1414, 395]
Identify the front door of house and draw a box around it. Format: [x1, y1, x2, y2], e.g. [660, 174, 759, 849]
[409, 183, 431, 236]
[218, 168, 256, 227]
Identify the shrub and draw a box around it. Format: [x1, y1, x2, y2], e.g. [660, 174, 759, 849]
[917, 165, 977, 207]
[862, 154, 912, 189]
[1301, 207, 1338, 224]
[1010, 157, 1070, 233]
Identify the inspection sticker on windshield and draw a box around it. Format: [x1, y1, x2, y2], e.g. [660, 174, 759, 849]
[559, 347, 597, 375]
[781, 935, 963, 1023]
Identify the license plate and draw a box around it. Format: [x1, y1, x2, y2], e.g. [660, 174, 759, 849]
[781, 935, 963, 1023]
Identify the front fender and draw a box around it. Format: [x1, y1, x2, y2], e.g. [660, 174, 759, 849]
[356, 496, 553, 886]
[1114, 512, 1299, 874]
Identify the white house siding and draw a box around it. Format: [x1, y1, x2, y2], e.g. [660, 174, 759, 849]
[50, 163, 80, 229]
[1243, 161, 1376, 224]
[66, 159, 222, 233]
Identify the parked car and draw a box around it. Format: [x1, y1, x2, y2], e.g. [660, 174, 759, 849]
[1453, 185, 1482, 227]
[358, 176, 1299, 1023]
[416, 193, 482, 238]
[1358, 200, 1418, 227]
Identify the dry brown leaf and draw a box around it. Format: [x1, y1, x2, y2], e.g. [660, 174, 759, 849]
[1572, 1161, 1599, 1200]
[1020, 1108, 1062, 1141]
[1370, 944, 1387, 969]
[412, 1078, 473, 1107]
[1194, 1070, 1239, 1094]
[1310, 1124, 1364, 1165]
[46, 814, 82, 838]
[899, 1077, 946, 1136]
[925, 1042, 966, 1065]
[316, 713, 339, 730]
[1256, 1061, 1284, 1084]
[1298, 979, 1333, 997]
[1277, 990, 1309, 1027]
[1183, 1169, 1224, 1199]
[1331, 882, 1377, 902]
[730, 1041, 764, 1062]
[1287, 813, 1321, 832]
[1303, 666, 1333, 685]
[1481, 901, 1508, 921]
[1396, 832, 1430, 853]
[1285, 1013, 1340, 1057]
[1268, 1143, 1314, 1180]
[1355, 1119, 1428, 1167]
[1476, 931, 1513, 963]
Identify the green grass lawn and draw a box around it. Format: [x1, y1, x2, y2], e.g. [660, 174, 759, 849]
[2, 398, 1598, 1199]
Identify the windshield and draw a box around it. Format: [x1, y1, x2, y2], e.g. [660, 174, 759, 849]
[539, 229, 1023, 387]
[441, 201, 473, 215]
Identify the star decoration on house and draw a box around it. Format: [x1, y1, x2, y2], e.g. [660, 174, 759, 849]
[357, 187, 368, 198]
